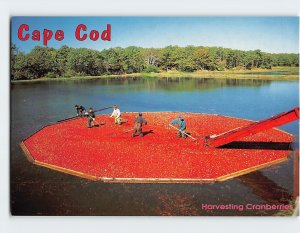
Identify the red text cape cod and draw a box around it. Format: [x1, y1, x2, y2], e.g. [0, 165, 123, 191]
[17, 24, 111, 46]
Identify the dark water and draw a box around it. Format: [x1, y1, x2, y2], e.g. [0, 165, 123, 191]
[10, 77, 299, 216]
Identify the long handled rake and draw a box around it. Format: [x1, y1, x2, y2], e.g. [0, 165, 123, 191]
[168, 124, 197, 141]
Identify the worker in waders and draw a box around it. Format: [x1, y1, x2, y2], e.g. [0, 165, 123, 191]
[132, 113, 147, 137]
[170, 116, 187, 138]
[86, 107, 96, 128]
[110, 105, 121, 125]
[75, 105, 86, 116]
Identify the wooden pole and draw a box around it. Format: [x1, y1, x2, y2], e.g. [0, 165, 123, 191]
[57, 106, 112, 123]
[57, 115, 81, 123]
[124, 128, 134, 133]
[94, 106, 113, 113]
[93, 119, 101, 126]
[169, 124, 197, 141]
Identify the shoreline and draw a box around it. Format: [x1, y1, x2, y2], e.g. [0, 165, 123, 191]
[11, 67, 299, 83]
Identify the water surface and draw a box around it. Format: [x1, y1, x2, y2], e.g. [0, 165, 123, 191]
[11, 77, 299, 215]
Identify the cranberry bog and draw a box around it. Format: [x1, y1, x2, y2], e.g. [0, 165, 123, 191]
[20, 112, 294, 183]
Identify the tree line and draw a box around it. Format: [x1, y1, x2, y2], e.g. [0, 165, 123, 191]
[11, 44, 299, 80]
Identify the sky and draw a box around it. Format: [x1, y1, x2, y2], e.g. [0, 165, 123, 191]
[11, 16, 299, 54]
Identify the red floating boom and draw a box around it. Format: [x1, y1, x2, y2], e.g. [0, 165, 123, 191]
[205, 107, 299, 148]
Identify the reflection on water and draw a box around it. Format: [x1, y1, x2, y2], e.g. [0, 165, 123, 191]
[237, 171, 292, 205]
[13, 77, 272, 93]
[10, 77, 299, 215]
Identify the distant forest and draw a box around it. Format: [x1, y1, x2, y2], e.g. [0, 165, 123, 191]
[10, 44, 299, 80]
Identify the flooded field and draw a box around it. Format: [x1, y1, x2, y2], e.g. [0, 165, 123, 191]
[10, 77, 299, 215]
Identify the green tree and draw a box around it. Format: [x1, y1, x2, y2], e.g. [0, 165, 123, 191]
[57, 45, 72, 76]
[142, 48, 162, 67]
[101, 48, 125, 74]
[27, 46, 58, 78]
[193, 47, 216, 71]
[161, 46, 182, 71]
[10, 44, 299, 80]
[10, 43, 19, 80]
[122, 46, 145, 73]
[67, 48, 104, 76]
[13, 52, 32, 80]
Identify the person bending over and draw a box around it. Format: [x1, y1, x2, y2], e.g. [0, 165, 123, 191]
[170, 116, 187, 138]
[75, 105, 86, 116]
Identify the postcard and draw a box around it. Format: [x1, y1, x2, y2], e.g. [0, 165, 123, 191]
[10, 16, 299, 216]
